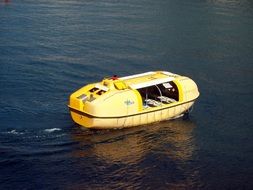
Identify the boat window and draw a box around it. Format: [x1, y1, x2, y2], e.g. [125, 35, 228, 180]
[96, 90, 106, 95]
[89, 87, 99, 93]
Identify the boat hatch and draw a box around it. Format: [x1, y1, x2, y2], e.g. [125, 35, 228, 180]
[137, 81, 179, 107]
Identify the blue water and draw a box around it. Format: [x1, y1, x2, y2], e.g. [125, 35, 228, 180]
[1, 0, 253, 189]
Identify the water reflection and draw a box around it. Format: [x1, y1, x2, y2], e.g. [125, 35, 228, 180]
[71, 120, 196, 163]
[71, 126, 146, 164]
[70, 119, 202, 189]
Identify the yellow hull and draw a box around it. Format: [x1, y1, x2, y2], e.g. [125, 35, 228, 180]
[68, 71, 199, 129]
[70, 101, 194, 129]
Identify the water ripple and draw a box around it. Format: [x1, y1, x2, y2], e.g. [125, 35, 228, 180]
[1, 0, 253, 189]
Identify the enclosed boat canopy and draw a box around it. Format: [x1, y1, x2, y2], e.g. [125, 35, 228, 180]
[68, 70, 199, 129]
[120, 71, 176, 89]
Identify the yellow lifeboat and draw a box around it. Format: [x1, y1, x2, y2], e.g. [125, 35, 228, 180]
[68, 71, 200, 129]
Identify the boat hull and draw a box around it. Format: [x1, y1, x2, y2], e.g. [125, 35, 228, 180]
[69, 101, 195, 129]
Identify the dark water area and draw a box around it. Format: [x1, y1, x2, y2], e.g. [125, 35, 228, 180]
[1, 0, 253, 189]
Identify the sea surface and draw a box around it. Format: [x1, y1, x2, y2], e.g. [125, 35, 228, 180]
[0, 0, 253, 189]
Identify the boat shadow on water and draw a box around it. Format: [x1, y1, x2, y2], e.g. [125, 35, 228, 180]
[69, 118, 203, 189]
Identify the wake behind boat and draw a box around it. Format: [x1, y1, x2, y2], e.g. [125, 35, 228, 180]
[68, 71, 200, 129]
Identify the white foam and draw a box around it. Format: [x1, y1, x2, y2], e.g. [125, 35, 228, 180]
[5, 130, 24, 135]
[44, 128, 61, 133]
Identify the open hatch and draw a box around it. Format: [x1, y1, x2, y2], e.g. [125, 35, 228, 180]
[136, 81, 179, 108]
